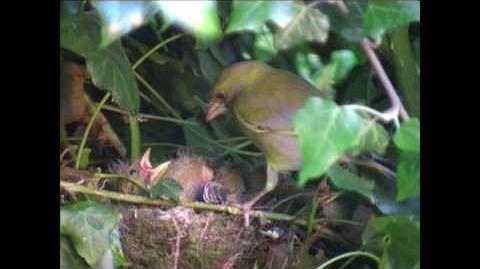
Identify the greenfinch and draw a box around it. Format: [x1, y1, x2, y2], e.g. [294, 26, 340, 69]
[206, 61, 323, 225]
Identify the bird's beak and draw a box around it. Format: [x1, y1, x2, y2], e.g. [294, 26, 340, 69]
[206, 101, 227, 122]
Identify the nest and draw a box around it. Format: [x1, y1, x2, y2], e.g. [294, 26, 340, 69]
[117, 205, 267, 269]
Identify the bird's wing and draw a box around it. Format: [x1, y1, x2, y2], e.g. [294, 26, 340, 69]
[233, 70, 321, 133]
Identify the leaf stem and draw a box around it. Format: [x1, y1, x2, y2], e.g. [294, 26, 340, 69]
[313, 251, 381, 269]
[61, 181, 330, 228]
[75, 92, 111, 169]
[132, 34, 183, 70]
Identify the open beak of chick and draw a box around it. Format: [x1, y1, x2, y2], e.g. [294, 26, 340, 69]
[139, 148, 170, 187]
[206, 101, 227, 122]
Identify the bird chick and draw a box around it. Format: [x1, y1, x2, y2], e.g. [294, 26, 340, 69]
[161, 152, 214, 202]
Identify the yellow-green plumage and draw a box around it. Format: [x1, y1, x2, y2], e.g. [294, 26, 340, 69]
[206, 61, 323, 226]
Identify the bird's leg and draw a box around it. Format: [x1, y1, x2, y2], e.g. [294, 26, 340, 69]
[242, 164, 279, 227]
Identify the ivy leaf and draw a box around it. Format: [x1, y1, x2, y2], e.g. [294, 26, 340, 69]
[320, 1, 368, 42]
[393, 118, 420, 152]
[60, 201, 120, 267]
[226, 1, 298, 34]
[149, 179, 184, 200]
[60, 5, 102, 56]
[91, 1, 159, 48]
[154, 1, 221, 41]
[327, 165, 375, 201]
[394, 118, 420, 201]
[396, 151, 420, 202]
[364, 1, 420, 38]
[274, 4, 330, 50]
[109, 227, 127, 268]
[86, 40, 140, 113]
[363, 215, 420, 269]
[253, 27, 278, 62]
[312, 50, 357, 94]
[294, 98, 363, 186]
[355, 117, 390, 154]
[60, 236, 91, 269]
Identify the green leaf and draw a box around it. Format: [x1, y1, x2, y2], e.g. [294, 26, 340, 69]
[60, 236, 91, 269]
[60, 6, 103, 56]
[320, 1, 368, 42]
[60, 201, 120, 267]
[86, 40, 140, 113]
[226, 1, 298, 34]
[274, 4, 330, 50]
[364, 1, 420, 38]
[197, 50, 223, 84]
[253, 27, 278, 62]
[363, 215, 420, 269]
[294, 98, 363, 186]
[396, 151, 420, 202]
[327, 165, 375, 201]
[91, 1, 159, 48]
[295, 51, 324, 82]
[355, 117, 390, 154]
[394, 118, 420, 153]
[149, 178, 184, 200]
[109, 227, 127, 268]
[312, 50, 357, 93]
[155, 1, 221, 41]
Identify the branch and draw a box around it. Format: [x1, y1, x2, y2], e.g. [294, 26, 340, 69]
[60, 181, 347, 231]
[335, 0, 410, 122]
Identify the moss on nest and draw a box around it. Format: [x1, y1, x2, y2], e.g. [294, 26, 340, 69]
[117, 205, 267, 269]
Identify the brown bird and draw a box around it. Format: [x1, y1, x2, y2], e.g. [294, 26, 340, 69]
[206, 61, 324, 226]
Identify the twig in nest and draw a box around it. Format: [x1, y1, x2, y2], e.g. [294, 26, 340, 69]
[170, 214, 181, 269]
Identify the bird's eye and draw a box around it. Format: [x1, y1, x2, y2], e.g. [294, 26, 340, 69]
[215, 92, 225, 100]
[129, 168, 139, 177]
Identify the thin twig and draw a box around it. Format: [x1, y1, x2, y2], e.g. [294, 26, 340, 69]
[332, 1, 410, 122]
[170, 215, 181, 269]
[360, 38, 409, 121]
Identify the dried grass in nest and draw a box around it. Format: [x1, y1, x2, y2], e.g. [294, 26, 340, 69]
[117, 205, 267, 269]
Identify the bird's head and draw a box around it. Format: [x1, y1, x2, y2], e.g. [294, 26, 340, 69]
[205, 61, 272, 122]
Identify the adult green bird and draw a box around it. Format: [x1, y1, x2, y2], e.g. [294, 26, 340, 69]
[206, 61, 324, 226]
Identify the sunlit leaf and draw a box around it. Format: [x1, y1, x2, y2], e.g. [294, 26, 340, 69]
[364, 1, 420, 38]
[109, 227, 127, 268]
[60, 6, 103, 56]
[327, 165, 375, 201]
[92, 1, 159, 48]
[275, 4, 329, 50]
[86, 40, 140, 113]
[294, 98, 363, 186]
[312, 50, 357, 91]
[60, 201, 120, 267]
[253, 27, 278, 62]
[363, 215, 420, 269]
[154, 0, 221, 41]
[226, 1, 298, 34]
